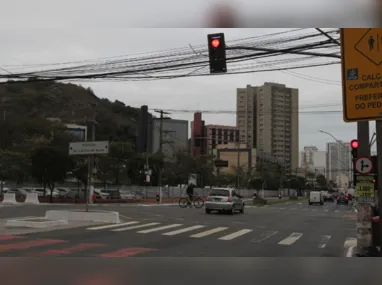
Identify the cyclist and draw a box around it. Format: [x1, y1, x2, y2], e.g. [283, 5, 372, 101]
[186, 183, 195, 207]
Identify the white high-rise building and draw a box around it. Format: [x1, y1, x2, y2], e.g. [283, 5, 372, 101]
[300, 146, 326, 175]
[326, 141, 352, 187]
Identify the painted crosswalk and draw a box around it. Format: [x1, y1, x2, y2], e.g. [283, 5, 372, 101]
[85, 221, 355, 250]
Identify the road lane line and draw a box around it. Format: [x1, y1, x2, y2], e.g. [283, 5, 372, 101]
[112, 222, 160, 232]
[190, 227, 228, 238]
[277, 233, 303, 245]
[218, 229, 253, 241]
[335, 210, 339, 212]
[317, 235, 331, 248]
[86, 221, 139, 230]
[138, 224, 183, 234]
[162, 225, 205, 236]
[251, 231, 278, 243]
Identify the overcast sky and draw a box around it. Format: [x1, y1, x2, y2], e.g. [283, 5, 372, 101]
[0, 27, 378, 152]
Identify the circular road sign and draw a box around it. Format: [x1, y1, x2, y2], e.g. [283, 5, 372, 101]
[354, 156, 374, 174]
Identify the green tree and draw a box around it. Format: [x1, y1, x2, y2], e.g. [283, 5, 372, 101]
[316, 174, 327, 188]
[31, 147, 74, 200]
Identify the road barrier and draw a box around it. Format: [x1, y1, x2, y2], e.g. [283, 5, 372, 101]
[24, 192, 40, 204]
[0, 193, 17, 204]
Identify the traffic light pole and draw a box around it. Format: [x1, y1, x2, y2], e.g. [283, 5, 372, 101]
[356, 122, 371, 256]
[376, 120, 382, 251]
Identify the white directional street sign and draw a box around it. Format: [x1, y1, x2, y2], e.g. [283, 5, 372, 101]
[354, 156, 374, 174]
[69, 141, 109, 156]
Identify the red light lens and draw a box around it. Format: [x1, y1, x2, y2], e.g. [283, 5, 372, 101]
[350, 139, 359, 148]
[211, 39, 220, 48]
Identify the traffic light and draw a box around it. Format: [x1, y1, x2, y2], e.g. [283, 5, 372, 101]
[207, 33, 227, 73]
[350, 139, 358, 158]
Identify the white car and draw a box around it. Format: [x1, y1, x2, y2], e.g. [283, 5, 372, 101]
[205, 188, 245, 215]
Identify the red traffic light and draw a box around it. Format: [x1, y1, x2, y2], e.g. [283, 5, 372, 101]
[350, 139, 359, 149]
[372, 179, 376, 183]
[211, 39, 220, 48]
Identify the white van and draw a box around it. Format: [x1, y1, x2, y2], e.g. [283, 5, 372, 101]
[309, 191, 324, 205]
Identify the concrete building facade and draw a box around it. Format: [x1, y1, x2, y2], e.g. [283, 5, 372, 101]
[152, 118, 188, 158]
[236, 82, 299, 173]
[326, 141, 352, 184]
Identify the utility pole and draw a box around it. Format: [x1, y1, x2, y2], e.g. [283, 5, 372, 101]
[154, 109, 171, 203]
[86, 103, 97, 212]
[376, 120, 382, 250]
[356, 122, 371, 256]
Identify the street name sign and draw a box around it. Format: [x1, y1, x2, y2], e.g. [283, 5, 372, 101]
[354, 156, 374, 174]
[340, 28, 382, 122]
[69, 141, 109, 156]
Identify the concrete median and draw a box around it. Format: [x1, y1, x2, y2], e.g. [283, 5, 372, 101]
[0, 193, 18, 205]
[45, 210, 120, 224]
[24, 192, 40, 204]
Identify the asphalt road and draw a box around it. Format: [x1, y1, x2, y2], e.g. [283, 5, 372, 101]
[0, 199, 356, 257]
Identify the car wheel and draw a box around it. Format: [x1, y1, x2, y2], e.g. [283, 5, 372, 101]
[205, 209, 211, 214]
[239, 204, 244, 214]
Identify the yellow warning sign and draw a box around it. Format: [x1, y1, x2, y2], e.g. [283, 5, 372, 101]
[341, 28, 382, 122]
[356, 182, 375, 198]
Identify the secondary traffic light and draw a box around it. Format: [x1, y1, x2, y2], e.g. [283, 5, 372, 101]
[350, 139, 358, 158]
[207, 33, 227, 73]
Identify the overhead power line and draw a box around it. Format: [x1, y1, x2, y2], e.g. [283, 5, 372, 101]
[0, 28, 341, 84]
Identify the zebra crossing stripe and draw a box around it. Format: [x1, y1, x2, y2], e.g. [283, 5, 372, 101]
[278, 232, 303, 245]
[87, 221, 139, 230]
[190, 227, 228, 238]
[112, 223, 160, 232]
[317, 235, 331, 248]
[162, 225, 205, 236]
[138, 224, 183, 234]
[218, 229, 253, 241]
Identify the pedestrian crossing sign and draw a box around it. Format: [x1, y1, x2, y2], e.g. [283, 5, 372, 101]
[340, 28, 382, 122]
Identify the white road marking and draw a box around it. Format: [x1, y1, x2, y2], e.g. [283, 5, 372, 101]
[162, 225, 205, 236]
[112, 222, 160, 232]
[278, 232, 303, 245]
[190, 227, 228, 238]
[317, 235, 331, 248]
[218, 229, 253, 241]
[251, 230, 278, 243]
[138, 224, 183, 234]
[335, 210, 339, 212]
[86, 221, 139, 230]
[344, 237, 357, 248]
[324, 209, 329, 212]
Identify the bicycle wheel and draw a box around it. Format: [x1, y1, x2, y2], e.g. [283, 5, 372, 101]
[193, 197, 204, 208]
[179, 198, 189, 208]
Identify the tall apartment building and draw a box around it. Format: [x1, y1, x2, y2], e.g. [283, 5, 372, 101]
[300, 146, 326, 175]
[190, 112, 238, 156]
[236, 82, 299, 172]
[205, 125, 239, 154]
[190, 112, 206, 156]
[326, 141, 352, 185]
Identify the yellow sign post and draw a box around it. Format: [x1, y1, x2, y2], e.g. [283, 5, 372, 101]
[341, 28, 382, 122]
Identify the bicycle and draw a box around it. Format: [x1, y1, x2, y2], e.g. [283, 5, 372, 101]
[179, 194, 204, 208]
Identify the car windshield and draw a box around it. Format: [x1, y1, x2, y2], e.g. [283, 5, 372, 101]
[209, 189, 230, 196]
